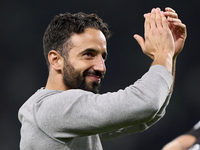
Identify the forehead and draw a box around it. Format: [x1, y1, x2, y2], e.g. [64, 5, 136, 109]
[68, 28, 107, 53]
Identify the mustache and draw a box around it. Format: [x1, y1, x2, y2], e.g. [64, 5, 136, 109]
[83, 70, 104, 79]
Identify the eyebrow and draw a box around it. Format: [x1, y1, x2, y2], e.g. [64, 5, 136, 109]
[80, 48, 108, 59]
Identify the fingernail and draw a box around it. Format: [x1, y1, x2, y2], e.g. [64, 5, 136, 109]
[133, 35, 138, 39]
[156, 7, 161, 11]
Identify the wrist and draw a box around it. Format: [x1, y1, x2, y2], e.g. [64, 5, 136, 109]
[151, 52, 173, 73]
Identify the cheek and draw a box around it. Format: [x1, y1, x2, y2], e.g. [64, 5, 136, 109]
[73, 61, 93, 71]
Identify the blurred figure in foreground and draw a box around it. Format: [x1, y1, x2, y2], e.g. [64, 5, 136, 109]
[162, 121, 200, 150]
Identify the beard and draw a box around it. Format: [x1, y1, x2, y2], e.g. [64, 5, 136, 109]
[62, 60, 103, 94]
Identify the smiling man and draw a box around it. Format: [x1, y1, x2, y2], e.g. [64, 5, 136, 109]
[46, 27, 108, 93]
[18, 8, 186, 150]
[43, 14, 109, 94]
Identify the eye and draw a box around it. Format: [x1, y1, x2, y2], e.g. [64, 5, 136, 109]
[85, 52, 93, 56]
[102, 53, 107, 61]
[83, 52, 95, 59]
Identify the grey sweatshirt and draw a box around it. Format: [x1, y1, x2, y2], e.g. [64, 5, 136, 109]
[18, 65, 173, 150]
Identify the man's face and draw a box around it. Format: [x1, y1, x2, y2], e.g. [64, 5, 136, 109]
[62, 28, 107, 93]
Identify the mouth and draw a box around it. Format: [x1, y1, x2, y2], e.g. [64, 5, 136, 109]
[86, 74, 101, 82]
[83, 70, 104, 83]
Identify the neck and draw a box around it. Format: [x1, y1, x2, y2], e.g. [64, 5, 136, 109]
[45, 70, 68, 91]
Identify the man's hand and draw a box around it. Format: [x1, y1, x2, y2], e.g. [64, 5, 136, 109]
[134, 8, 175, 72]
[164, 7, 187, 58]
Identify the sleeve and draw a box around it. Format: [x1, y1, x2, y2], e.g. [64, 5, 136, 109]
[34, 65, 173, 139]
[100, 92, 172, 140]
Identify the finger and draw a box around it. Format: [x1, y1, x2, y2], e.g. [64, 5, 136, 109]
[155, 8, 163, 28]
[134, 34, 154, 59]
[167, 18, 182, 23]
[150, 8, 156, 28]
[168, 20, 187, 36]
[165, 7, 176, 13]
[164, 11, 178, 19]
[144, 13, 151, 31]
[161, 11, 169, 29]
[133, 34, 145, 51]
[178, 23, 187, 34]
[171, 22, 186, 31]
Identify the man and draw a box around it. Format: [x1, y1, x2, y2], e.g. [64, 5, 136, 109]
[18, 7, 186, 150]
[162, 121, 200, 150]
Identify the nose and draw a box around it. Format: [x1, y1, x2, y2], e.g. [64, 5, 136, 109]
[93, 55, 106, 73]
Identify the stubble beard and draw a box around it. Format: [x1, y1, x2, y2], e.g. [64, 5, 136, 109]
[62, 60, 101, 94]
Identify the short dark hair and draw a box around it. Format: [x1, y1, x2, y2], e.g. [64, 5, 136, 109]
[43, 12, 111, 68]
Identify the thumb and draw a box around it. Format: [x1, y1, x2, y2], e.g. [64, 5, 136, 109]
[133, 34, 145, 51]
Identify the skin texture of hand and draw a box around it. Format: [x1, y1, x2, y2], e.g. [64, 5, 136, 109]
[164, 7, 187, 58]
[163, 7, 187, 91]
[134, 7, 187, 74]
[134, 7, 187, 59]
[134, 8, 175, 73]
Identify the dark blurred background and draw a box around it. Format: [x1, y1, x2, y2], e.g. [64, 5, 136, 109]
[1, 0, 200, 149]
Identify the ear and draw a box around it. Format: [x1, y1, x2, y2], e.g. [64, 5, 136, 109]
[48, 50, 63, 71]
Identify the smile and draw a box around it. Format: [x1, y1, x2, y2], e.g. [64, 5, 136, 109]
[86, 74, 101, 82]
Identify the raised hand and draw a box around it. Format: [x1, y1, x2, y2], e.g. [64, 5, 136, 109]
[164, 7, 187, 58]
[134, 8, 174, 59]
[134, 8, 175, 72]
